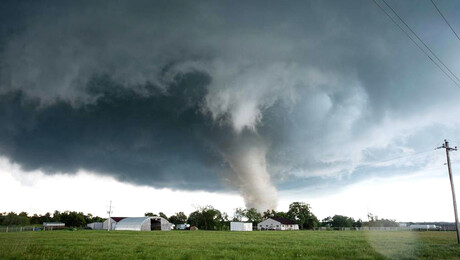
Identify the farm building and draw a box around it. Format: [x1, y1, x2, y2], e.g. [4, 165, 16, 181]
[115, 217, 172, 231]
[230, 222, 253, 231]
[102, 217, 126, 230]
[43, 222, 65, 230]
[257, 218, 299, 231]
[87, 222, 103, 230]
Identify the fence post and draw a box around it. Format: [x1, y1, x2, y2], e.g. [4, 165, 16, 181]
[6, 226, 8, 233]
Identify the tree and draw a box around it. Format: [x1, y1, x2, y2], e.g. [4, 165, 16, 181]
[58, 211, 86, 227]
[306, 214, 320, 229]
[287, 202, 318, 229]
[2, 212, 30, 226]
[52, 210, 61, 222]
[366, 217, 398, 227]
[244, 208, 263, 228]
[187, 210, 202, 228]
[321, 216, 332, 227]
[159, 212, 168, 219]
[330, 215, 354, 228]
[201, 206, 222, 230]
[169, 212, 187, 225]
[187, 206, 223, 230]
[220, 212, 230, 230]
[263, 209, 275, 219]
[354, 219, 363, 228]
[43, 212, 52, 223]
[233, 208, 245, 221]
[145, 212, 158, 217]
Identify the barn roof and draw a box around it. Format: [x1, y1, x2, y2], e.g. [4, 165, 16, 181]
[271, 217, 297, 225]
[111, 217, 126, 222]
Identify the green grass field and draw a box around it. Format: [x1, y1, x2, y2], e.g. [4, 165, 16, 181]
[0, 230, 459, 259]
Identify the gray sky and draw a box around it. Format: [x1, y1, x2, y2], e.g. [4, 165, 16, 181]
[1, 0, 460, 220]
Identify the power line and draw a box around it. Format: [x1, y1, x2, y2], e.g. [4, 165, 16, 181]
[430, 0, 460, 42]
[381, 0, 460, 86]
[372, 0, 460, 89]
[358, 148, 435, 169]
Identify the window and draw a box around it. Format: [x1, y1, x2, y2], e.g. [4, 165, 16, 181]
[277, 225, 279, 227]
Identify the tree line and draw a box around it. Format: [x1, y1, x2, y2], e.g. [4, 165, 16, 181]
[0, 211, 104, 227]
[1, 202, 397, 229]
[147, 202, 323, 230]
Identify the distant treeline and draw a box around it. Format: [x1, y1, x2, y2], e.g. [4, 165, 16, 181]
[0, 211, 104, 227]
[147, 202, 397, 230]
[1, 202, 398, 229]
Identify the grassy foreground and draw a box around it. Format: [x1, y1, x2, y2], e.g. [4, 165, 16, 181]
[0, 230, 459, 259]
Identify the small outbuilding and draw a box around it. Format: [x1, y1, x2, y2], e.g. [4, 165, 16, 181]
[115, 217, 172, 231]
[230, 222, 253, 231]
[43, 222, 65, 230]
[257, 217, 299, 231]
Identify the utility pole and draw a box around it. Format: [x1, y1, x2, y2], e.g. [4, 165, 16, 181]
[107, 201, 113, 232]
[437, 139, 460, 244]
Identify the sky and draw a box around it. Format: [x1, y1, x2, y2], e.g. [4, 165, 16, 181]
[1, 0, 460, 222]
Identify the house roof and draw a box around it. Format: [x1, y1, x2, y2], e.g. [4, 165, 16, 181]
[271, 217, 297, 225]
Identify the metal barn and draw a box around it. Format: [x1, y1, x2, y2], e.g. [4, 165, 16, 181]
[87, 222, 103, 230]
[115, 217, 172, 231]
[102, 217, 126, 230]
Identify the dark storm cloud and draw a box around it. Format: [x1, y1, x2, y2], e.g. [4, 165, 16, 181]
[1, 0, 460, 207]
[0, 72, 229, 190]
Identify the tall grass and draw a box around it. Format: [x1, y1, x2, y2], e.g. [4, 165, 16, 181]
[0, 230, 459, 259]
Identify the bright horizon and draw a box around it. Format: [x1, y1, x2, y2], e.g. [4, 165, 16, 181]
[2, 151, 459, 223]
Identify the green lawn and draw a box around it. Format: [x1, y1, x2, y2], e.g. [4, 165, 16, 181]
[0, 230, 459, 259]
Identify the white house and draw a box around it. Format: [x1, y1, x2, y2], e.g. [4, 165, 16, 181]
[230, 222, 253, 231]
[257, 217, 299, 231]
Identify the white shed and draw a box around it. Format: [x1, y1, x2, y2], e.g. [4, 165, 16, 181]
[257, 217, 299, 231]
[230, 222, 253, 231]
[115, 217, 172, 231]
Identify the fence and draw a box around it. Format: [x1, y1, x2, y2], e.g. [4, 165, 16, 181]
[0, 226, 41, 232]
[317, 227, 413, 231]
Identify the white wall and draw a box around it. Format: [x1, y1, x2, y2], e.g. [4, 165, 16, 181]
[280, 224, 299, 231]
[230, 222, 252, 231]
